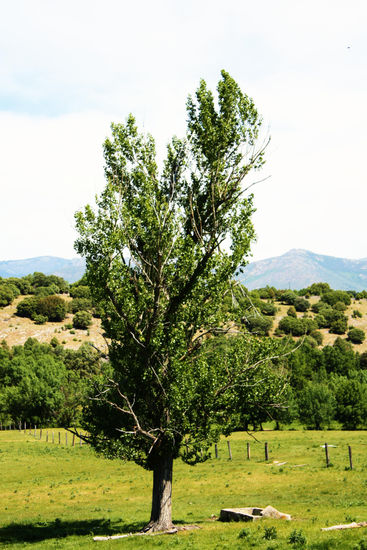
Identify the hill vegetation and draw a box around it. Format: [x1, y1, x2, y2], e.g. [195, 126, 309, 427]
[2, 271, 367, 432]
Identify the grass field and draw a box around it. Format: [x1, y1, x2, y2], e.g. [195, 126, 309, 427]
[2, 430, 367, 549]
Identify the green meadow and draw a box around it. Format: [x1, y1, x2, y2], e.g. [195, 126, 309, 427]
[1, 429, 367, 549]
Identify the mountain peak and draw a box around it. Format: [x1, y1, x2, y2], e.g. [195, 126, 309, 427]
[240, 250, 367, 291]
[0, 256, 85, 282]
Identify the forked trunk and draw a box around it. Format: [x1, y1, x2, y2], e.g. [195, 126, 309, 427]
[143, 452, 176, 533]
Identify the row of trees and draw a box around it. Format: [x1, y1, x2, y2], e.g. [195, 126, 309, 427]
[2, 334, 367, 431]
[0, 338, 102, 426]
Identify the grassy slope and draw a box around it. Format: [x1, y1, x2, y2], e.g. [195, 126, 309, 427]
[1, 430, 367, 549]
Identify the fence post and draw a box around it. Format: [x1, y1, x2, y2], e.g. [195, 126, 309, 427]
[265, 442, 269, 461]
[247, 442, 251, 460]
[72, 433, 75, 447]
[325, 442, 329, 467]
[40, 428, 42, 440]
[46, 431, 49, 443]
[227, 440, 232, 460]
[215, 443, 218, 459]
[65, 432, 68, 446]
[58, 432, 61, 445]
[348, 445, 353, 470]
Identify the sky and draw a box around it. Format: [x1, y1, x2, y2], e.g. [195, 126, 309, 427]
[1, 0, 366, 263]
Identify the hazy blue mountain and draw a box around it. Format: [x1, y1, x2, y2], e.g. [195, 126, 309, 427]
[239, 249, 367, 291]
[0, 256, 85, 283]
[2, 249, 367, 290]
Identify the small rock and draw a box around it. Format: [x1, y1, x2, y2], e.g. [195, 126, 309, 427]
[219, 506, 291, 522]
[261, 505, 291, 520]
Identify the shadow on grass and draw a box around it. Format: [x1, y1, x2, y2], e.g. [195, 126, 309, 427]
[0, 518, 146, 544]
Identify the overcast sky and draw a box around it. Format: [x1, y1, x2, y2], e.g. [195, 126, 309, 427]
[1, 0, 366, 263]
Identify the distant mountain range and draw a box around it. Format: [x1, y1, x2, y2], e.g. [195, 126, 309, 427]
[239, 249, 367, 291]
[2, 249, 367, 291]
[0, 256, 85, 283]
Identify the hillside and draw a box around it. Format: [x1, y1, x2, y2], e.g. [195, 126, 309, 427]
[2, 291, 367, 353]
[0, 295, 106, 351]
[0, 256, 85, 283]
[240, 249, 367, 291]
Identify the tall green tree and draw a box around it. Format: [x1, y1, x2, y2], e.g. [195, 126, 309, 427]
[75, 71, 276, 532]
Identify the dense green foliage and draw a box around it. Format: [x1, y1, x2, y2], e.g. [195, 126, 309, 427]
[0, 273, 70, 309]
[16, 295, 68, 322]
[73, 310, 92, 329]
[0, 339, 102, 426]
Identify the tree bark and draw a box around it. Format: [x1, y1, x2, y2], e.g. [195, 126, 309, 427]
[143, 452, 176, 533]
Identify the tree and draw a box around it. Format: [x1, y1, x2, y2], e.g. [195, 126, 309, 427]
[334, 376, 367, 429]
[297, 382, 335, 429]
[75, 71, 276, 533]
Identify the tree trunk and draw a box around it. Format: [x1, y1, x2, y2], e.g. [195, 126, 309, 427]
[143, 452, 176, 533]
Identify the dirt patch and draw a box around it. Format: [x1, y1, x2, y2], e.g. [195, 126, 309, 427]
[0, 296, 107, 351]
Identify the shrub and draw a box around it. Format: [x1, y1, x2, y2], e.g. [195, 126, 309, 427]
[278, 316, 317, 336]
[359, 352, 367, 370]
[69, 297, 94, 313]
[314, 314, 328, 329]
[287, 306, 297, 318]
[334, 300, 347, 312]
[294, 297, 310, 312]
[307, 282, 331, 296]
[0, 285, 17, 307]
[5, 277, 32, 295]
[348, 328, 365, 344]
[288, 529, 307, 546]
[33, 314, 48, 325]
[70, 285, 91, 299]
[322, 290, 351, 307]
[310, 330, 323, 346]
[242, 314, 273, 336]
[329, 316, 348, 335]
[37, 296, 67, 322]
[238, 528, 250, 539]
[73, 310, 92, 330]
[16, 296, 40, 318]
[263, 526, 277, 540]
[311, 300, 331, 314]
[260, 301, 277, 316]
[280, 290, 297, 305]
[34, 284, 59, 297]
[352, 309, 363, 318]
